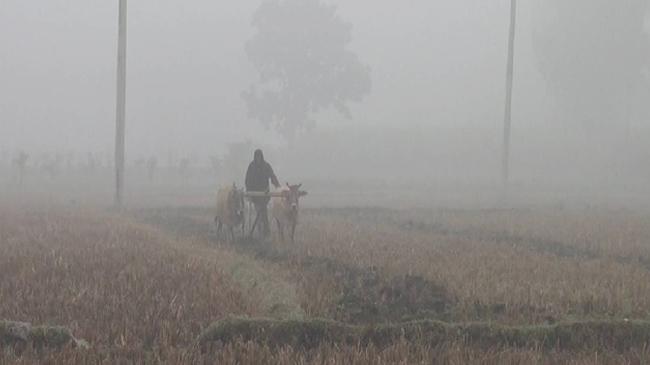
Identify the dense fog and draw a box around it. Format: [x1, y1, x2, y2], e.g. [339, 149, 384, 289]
[1, 0, 649, 207]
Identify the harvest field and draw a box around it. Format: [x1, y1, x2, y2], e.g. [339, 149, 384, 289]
[3, 200, 650, 364]
[4, 0, 649, 363]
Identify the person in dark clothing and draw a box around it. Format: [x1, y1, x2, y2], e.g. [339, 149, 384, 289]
[245, 150, 280, 192]
[245, 149, 280, 236]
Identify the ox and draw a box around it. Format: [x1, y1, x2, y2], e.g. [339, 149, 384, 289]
[271, 183, 307, 243]
[214, 183, 245, 241]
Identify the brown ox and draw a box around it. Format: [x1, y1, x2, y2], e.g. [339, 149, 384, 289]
[214, 183, 245, 241]
[271, 183, 307, 243]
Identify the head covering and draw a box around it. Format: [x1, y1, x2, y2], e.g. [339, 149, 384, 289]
[254, 149, 264, 163]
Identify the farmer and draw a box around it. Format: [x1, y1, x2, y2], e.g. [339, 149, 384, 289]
[245, 149, 280, 236]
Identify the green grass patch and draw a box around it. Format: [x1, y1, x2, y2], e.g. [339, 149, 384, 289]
[198, 317, 650, 352]
[1, 321, 87, 349]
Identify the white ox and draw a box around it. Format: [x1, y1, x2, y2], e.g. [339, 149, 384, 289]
[214, 183, 245, 241]
[271, 183, 307, 243]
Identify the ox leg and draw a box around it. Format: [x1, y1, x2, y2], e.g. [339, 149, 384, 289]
[248, 202, 254, 234]
[290, 223, 296, 244]
[276, 219, 284, 242]
[241, 211, 246, 237]
[215, 218, 223, 242]
[249, 214, 259, 237]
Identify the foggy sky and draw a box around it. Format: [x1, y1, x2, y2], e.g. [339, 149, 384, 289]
[1, 0, 550, 159]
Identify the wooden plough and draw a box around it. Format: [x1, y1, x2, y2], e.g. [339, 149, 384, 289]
[243, 191, 285, 237]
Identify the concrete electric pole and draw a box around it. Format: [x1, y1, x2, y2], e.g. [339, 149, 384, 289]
[502, 0, 517, 191]
[115, 0, 127, 207]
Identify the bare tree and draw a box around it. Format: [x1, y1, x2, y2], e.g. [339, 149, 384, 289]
[12, 151, 29, 186]
[42, 153, 63, 180]
[179, 158, 192, 185]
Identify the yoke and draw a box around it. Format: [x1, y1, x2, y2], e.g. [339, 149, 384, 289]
[243, 191, 285, 198]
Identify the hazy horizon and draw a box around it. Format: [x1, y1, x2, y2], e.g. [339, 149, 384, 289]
[2, 0, 650, 206]
[2, 1, 556, 154]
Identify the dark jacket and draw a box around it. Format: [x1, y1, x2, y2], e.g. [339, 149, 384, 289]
[245, 160, 279, 192]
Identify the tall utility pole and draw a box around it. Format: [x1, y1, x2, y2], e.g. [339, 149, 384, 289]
[115, 0, 127, 207]
[502, 0, 517, 190]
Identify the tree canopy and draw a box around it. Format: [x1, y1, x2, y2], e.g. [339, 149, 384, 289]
[243, 0, 371, 143]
